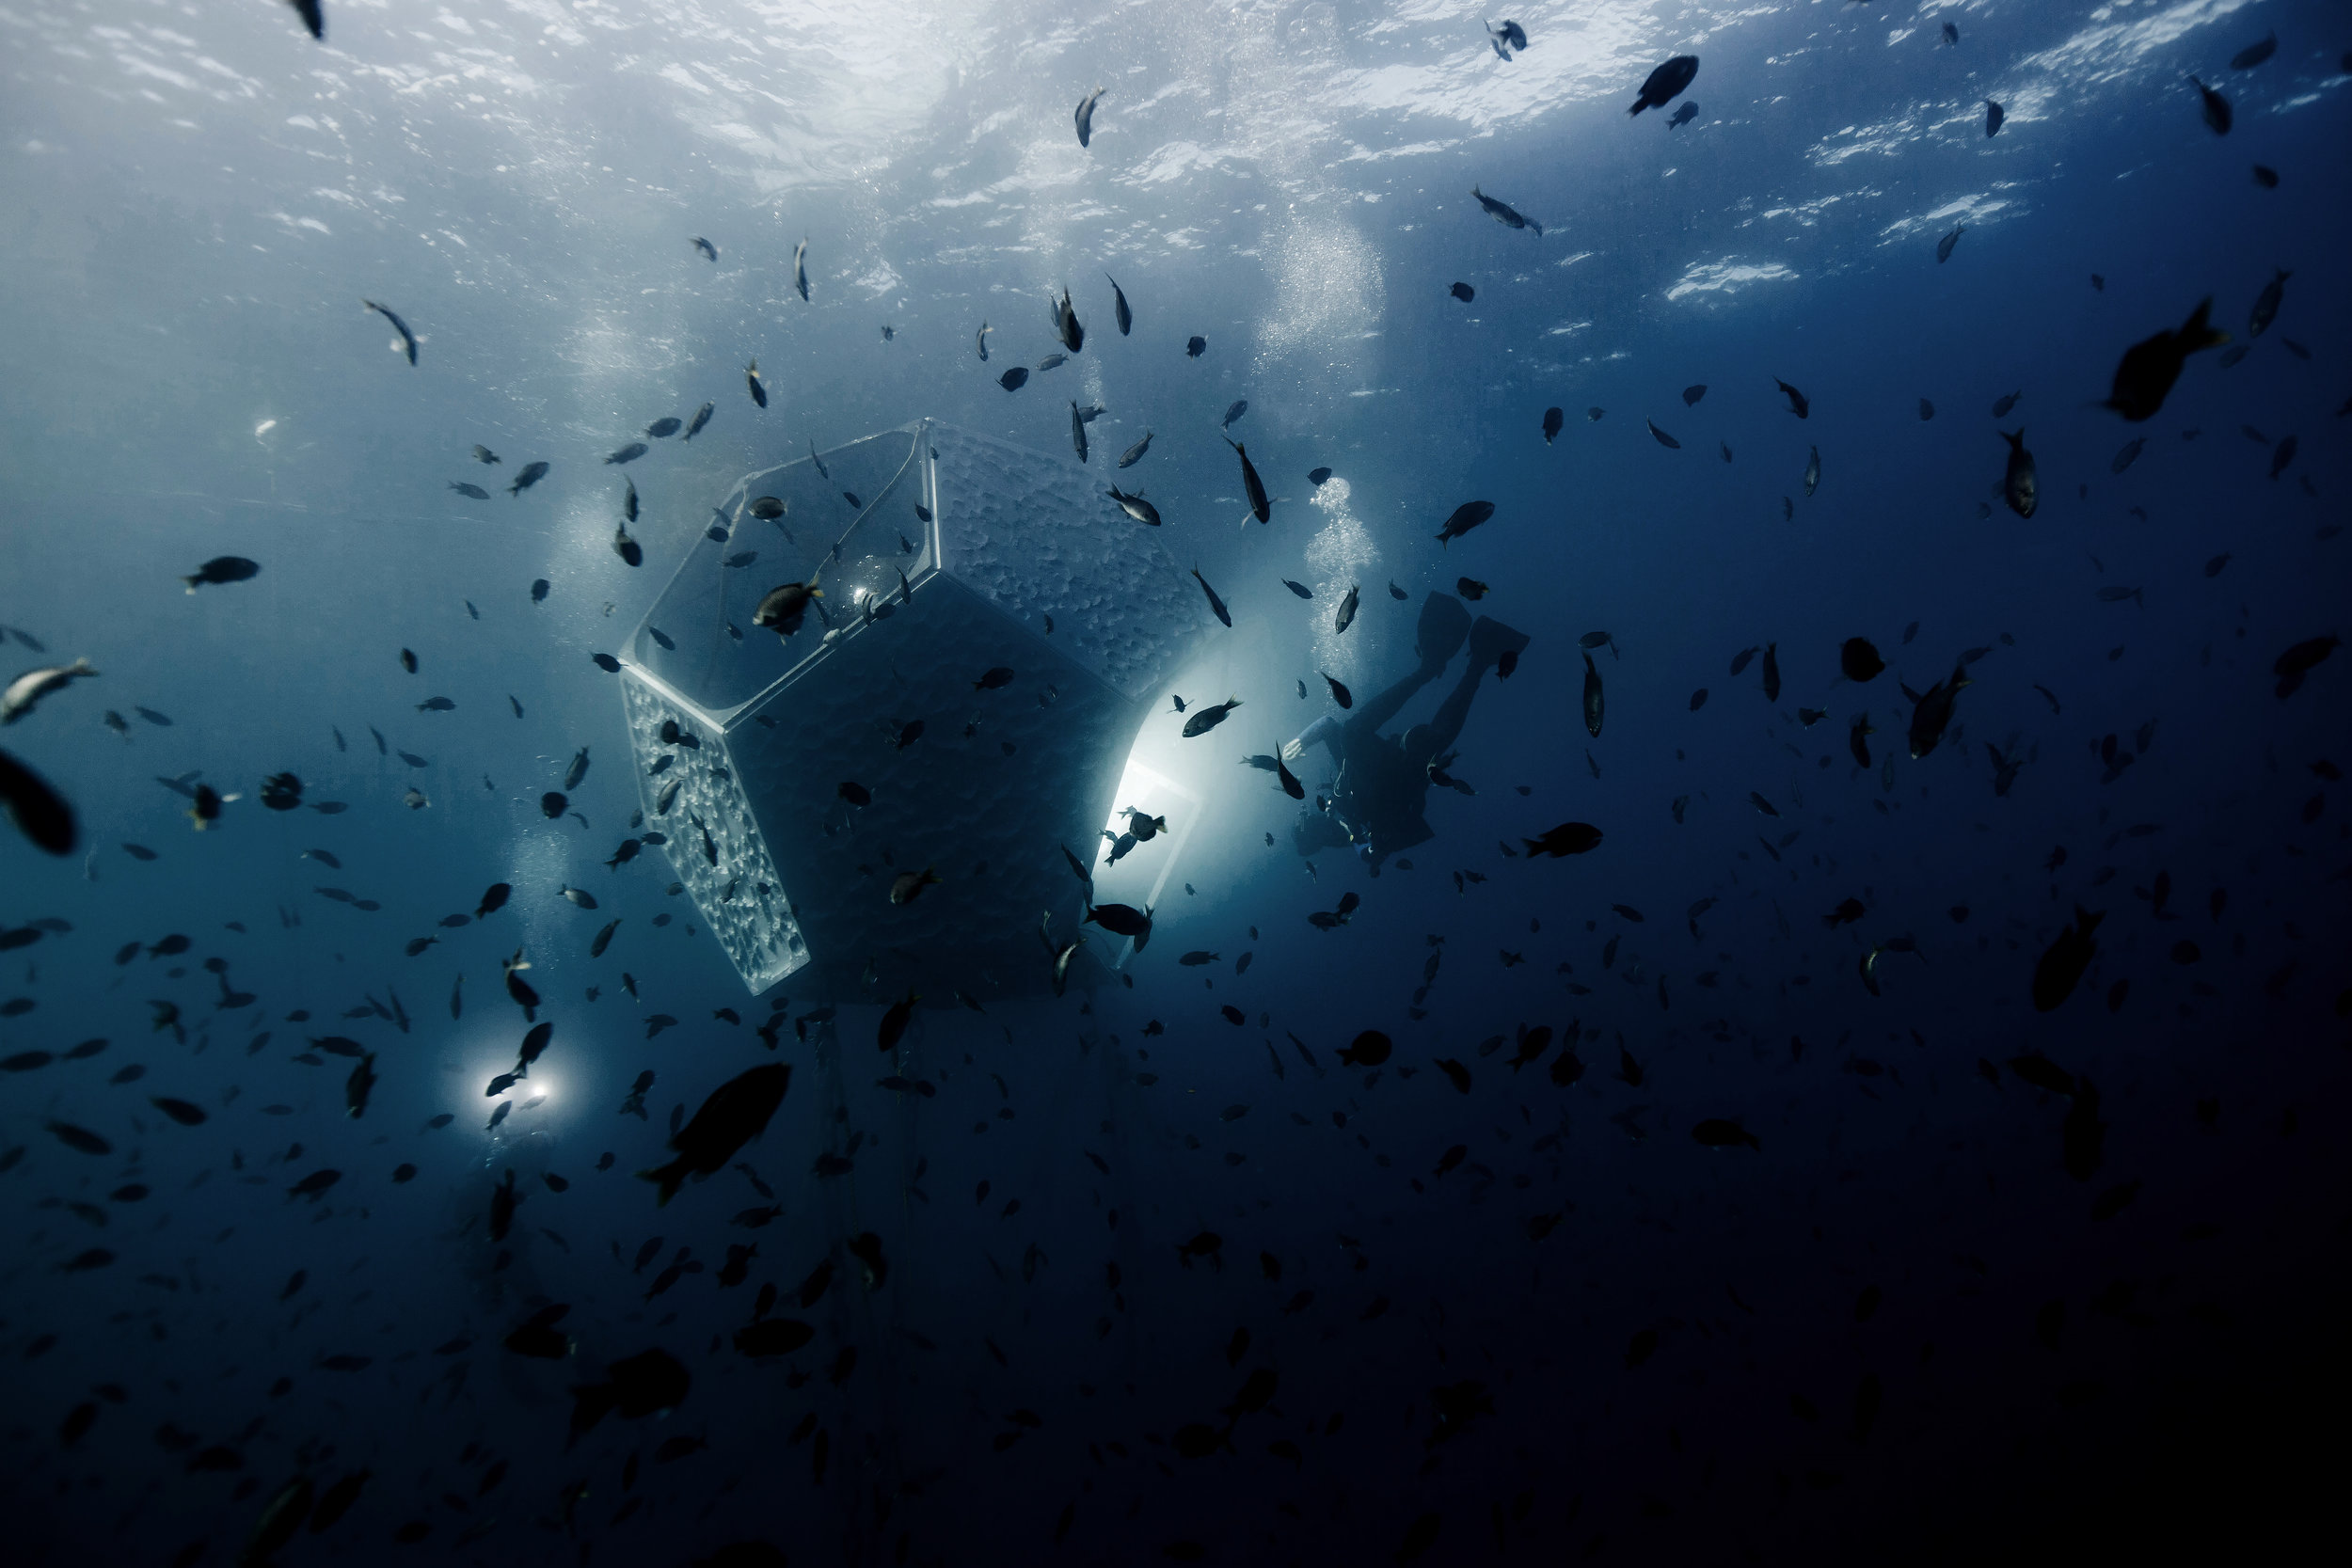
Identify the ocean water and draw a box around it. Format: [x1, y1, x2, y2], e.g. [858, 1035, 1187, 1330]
[2, 2, 2348, 1563]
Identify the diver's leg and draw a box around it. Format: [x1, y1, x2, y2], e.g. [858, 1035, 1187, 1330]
[1346, 593, 1470, 738]
[1424, 616, 1531, 755]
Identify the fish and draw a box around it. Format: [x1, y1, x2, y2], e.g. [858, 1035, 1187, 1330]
[473, 444, 501, 465]
[1435, 500, 1494, 546]
[1118, 431, 1153, 467]
[1903, 657, 1971, 759]
[1683, 385, 1707, 406]
[612, 523, 642, 567]
[1581, 654, 1604, 737]
[606, 442, 647, 466]
[2249, 269, 2288, 339]
[1523, 821, 1601, 857]
[1984, 99, 2004, 137]
[448, 481, 488, 499]
[684, 403, 714, 439]
[1647, 419, 1680, 450]
[1182, 697, 1242, 737]
[1226, 437, 1268, 523]
[889, 868, 941, 906]
[2032, 907, 2104, 1011]
[1629, 55, 1698, 116]
[645, 417, 682, 440]
[561, 885, 598, 911]
[1999, 428, 2038, 516]
[1542, 407, 1563, 444]
[1105, 274, 1132, 335]
[792, 238, 810, 301]
[1449, 281, 1475, 304]
[1803, 447, 1820, 497]
[1470, 184, 1542, 235]
[2102, 298, 2228, 420]
[1192, 566, 1231, 627]
[2268, 436, 2299, 481]
[2, 657, 99, 725]
[1691, 1118, 1760, 1150]
[2186, 75, 2231, 135]
[1185, 335, 1208, 358]
[998, 367, 1029, 392]
[510, 461, 549, 497]
[753, 577, 825, 639]
[1334, 583, 1360, 635]
[1919, 399, 1935, 420]
[415, 696, 454, 713]
[972, 666, 1015, 692]
[1666, 102, 1697, 129]
[183, 556, 260, 592]
[639, 1064, 791, 1205]
[1035, 353, 1066, 372]
[692, 235, 717, 261]
[344, 1053, 377, 1117]
[1086, 901, 1152, 940]
[1070, 402, 1089, 464]
[1053, 285, 1086, 354]
[362, 299, 418, 365]
[746, 359, 768, 407]
[1936, 225, 1964, 263]
[1074, 87, 1105, 148]
[2232, 32, 2276, 71]
[1223, 399, 1249, 430]
[1849, 714, 1875, 768]
[1106, 485, 1162, 527]
[1774, 379, 1809, 419]
[2111, 437, 2144, 474]
[2273, 635, 2339, 699]
[1321, 673, 1353, 709]
[1761, 643, 1781, 702]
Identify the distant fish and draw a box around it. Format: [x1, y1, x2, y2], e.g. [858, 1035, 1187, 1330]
[183, 556, 260, 593]
[684, 402, 713, 440]
[1999, 429, 2038, 516]
[508, 460, 548, 497]
[606, 442, 647, 466]
[1682, 384, 1707, 406]
[1802, 447, 1820, 498]
[1118, 430, 1153, 468]
[1470, 184, 1542, 235]
[1074, 87, 1106, 148]
[746, 359, 768, 407]
[792, 238, 810, 301]
[1449, 281, 1475, 304]
[1542, 407, 1563, 444]
[1991, 389, 2021, 418]
[1936, 225, 1964, 263]
[1774, 378, 1809, 419]
[2231, 32, 2275, 71]
[2185, 75, 2231, 135]
[1646, 419, 1680, 450]
[2249, 268, 2288, 338]
[472, 445, 501, 465]
[1191, 565, 1231, 627]
[1105, 274, 1132, 335]
[1223, 400, 1249, 430]
[1185, 335, 1206, 358]
[1984, 99, 2004, 137]
[1666, 102, 1697, 129]
[448, 481, 488, 499]
[362, 299, 417, 365]
[692, 235, 717, 261]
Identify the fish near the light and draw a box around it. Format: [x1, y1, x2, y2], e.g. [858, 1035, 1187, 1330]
[1182, 697, 1242, 737]
[2101, 298, 2229, 421]
[753, 578, 824, 640]
[1053, 286, 1086, 354]
[1333, 583, 1360, 635]
[638, 1063, 791, 1206]
[1937, 225, 1964, 263]
[1226, 436, 1268, 523]
[1998, 428, 2038, 516]
[1629, 55, 1697, 116]
[1106, 485, 1161, 527]
[1191, 566, 1231, 627]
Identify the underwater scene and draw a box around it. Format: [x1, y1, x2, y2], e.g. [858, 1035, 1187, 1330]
[1, 2, 2347, 1563]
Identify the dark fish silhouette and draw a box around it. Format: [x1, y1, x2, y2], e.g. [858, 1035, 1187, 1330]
[746, 359, 768, 407]
[1523, 821, 1601, 857]
[1984, 99, 2004, 137]
[508, 460, 548, 497]
[2231, 32, 2275, 71]
[1435, 500, 1494, 546]
[1774, 378, 1809, 418]
[639, 1065, 791, 1206]
[999, 367, 1029, 391]
[1470, 185, 1542, 234]
[1630, 55, 1698, 116]
[1105, 274, 1132, 335]
[1191, 566, 1231, 627]
[362, 299, 417, 365]
[2102, 298, 2228, 421]
[1074, 87, 1105, 148]
[2186, 75, 2231, 135]
[283, 0, 323, 40]
[2032, 907, 2104, 1011]
[2249, 268, 2288, 338]
[183, 556, 260, 592]
[692, 235, 717, 261]
[1226, 437, 1268, 523]
[1999, 428, 2038, 516]
[1581, 653, 1603, 737]
[1841, 638, 1884, 682]
[1542, 406, 1563, 444]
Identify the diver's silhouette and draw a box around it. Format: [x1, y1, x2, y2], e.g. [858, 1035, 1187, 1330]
[1286, 593, 1528, 874]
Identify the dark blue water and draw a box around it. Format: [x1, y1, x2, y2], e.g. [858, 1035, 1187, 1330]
[3, 4, 2347, 1564]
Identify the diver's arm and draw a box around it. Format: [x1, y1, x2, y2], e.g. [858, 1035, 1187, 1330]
[1284, 713, 1345, 763]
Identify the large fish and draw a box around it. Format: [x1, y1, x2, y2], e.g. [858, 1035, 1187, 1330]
[639, 1065, 791, 1206]
[1435, 500, 1494, 546]
[1629, 55, 1698, 116]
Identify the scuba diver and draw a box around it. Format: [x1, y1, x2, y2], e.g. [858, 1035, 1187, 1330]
[1283, 592, 1528, 875]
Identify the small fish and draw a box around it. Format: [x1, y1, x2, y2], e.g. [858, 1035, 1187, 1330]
[1334, 583, 1360, 635]
[692, 235, 718, 261]
[1435, 500, 1494, 546]
[2032, 907, 2105, 1011]
[1104, 484, 1162, 527]
[508, 461, 548, 497]
[1222, 399, 1249, 430]
[1629, 55, 1698, 116]
[1035, 353, 1066, 372]
[1666, 102, 1697, 129]
[1226, 437, 1269, 524]
[1053, 285, 1086, 354]
[1646, 419, 1680, 450]
[606, 442, 647, 467]
[2249, 268, 2289, 339]
[792, 237, 810, 301]
[2231, 32, 2276, 71]
[999, 367, 1029, 392]
[2102, 298, 2228, 421]
[1074, 87, 1105, 148]
[1181, 696, 1242, 737]
[1984, 99, 2005, 137]
[1849, 714, 1875, 768]
[1936, 225, 1964, 263]
[2186, 75, 2231, 135]
[473, 444, 501, 465]
[683, 402, 714, 440]
[1450, 281, 1475, 304]
[1803, 447, 1820, 498]
[1118, 431, 1153, 467]
[1581, 653, 1604, 737]
[1522, 821, 1601, 857]
[1191, 565, 1231, 627]
[448, 481, 489, 499]
[182, 556, 260, 593]
[1069, 402, 1089, 464]
[1310, 467, 1333, 486]
[1999, 428, 2038, 516]
[362, 299, 418, 365]
[1321, 672, 1353, 709]
[1104, 274, 1132, 335]
[1470, 185, 1542, 234]
[746, 359, 768, 407]
[1682, 384, 1707, 406]
[1542, 407, 1563, 444]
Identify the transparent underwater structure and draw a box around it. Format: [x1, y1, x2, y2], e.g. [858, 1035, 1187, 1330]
[616, 419, 1212, 999]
